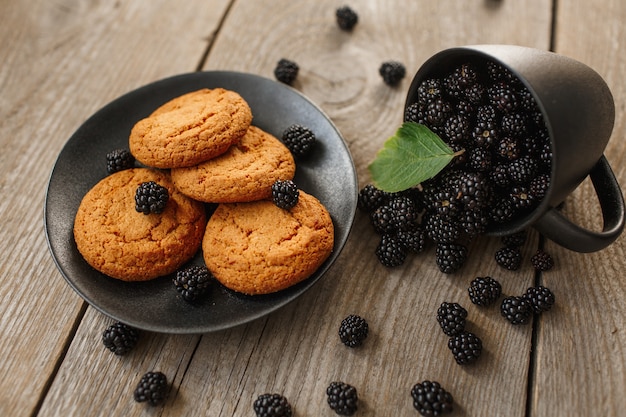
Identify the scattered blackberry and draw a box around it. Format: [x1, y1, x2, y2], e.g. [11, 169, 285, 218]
[495, 246, 522, 270]
[281, 124, 316, 157]
[389, 195, 419, 230]
[396, 227, 426, 253]
[425, 213, 460, 244]
[435, 242, 468, 274]
[253, 393, 293, 417]
[501, 229, 527, 247]
[431, 190, 461, 219]
[379, 61, 406, 86]
[106, 148, 134, 174]
[416, 78, 442, 106]
[531, 249, 554, 271]
[523, 285, 555, 314]
[375, 233, 407, 267]
[135, 181, 169, 214]
[326, 381, 358, 416]
[173, 265, 212, 302]
[338, 314, 369, 348]
[357, 184, 388, 212]
[448, 331, 483, 365]
[436, 302, 468, 336]
[468, 276, 502, 306]
[271, 179, 299, 209]
[274, 58, 299, 85]
[335, 5, 358, 31]
[410, 380, 454, 416]
[370, 204, 397, 234]
[102, 321, 139, 355]
[134, 371, 168, 406]
[501, 295, 533, 324]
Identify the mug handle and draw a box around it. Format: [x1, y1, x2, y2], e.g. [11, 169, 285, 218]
[534, 155, 625, 253]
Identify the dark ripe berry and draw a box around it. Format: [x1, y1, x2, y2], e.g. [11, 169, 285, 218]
[338, 314, 369, 348]
[379, 60, 406, 86]
[326, 381, 358, 416]
[463, 82, 486, 104]
[417, 78, 443, 106]
[442, 114, 471, 144]
[501, 295, 533, 325]
[357, 184, 389, 213]
[448, 331, 483, 365]
[410, 380, 454, 416]
[496, 136, 522, 161]
[396, 226, 426, 253]
[106, 148, 135, 174]
[370, 204, 397, 234]
[488, 81, 519, 113]
[272, 179, 299, 209]
[486, 60, 510, 81]
[530, 174, 551, 201]
[531, 249, 554, 271]
[405, 102, 426, 124]
[424, 213, 460, 244]
[431, 190, 461, 219]
[500, 112, 528, 137]
[335, 5, 358, 31]
[281, 124, 316, 157]
[133, 371, 168, 406]
[451, 62, 480, 89]
[458, 208, 489, 236]
[173, 265, 212, 302]
[253, 393, 293, 417]
[523, 285, 555, 314]
[490, 198, 515, 224]
[468, 146, 492, 172]
[495, 246, 522, 270]
[375, 233, 407, 267]
[435, 242, 468, 274]
[389, 195, 419, 230]
[425, 98, 453, 127]
[468, 276, 502, 306]
[102, 321, 139, 355]
[476, 104, 499, 124]
[507, 155, 539, 184]
[274, 58, 299, 85]
[135, 181, 169, 214]
[510, 186, 535, 211]
[436, 302, 468, 337]
[472, 119, 499, 149]
[501, 229, 527, 247]
[490, 164, 512, 189]
[457, 171, 491, 211]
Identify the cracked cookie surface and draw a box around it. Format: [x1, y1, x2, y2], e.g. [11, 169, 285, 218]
[73, 168, 207, 281]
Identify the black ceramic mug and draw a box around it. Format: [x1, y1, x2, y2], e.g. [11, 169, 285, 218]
[405, 44, 624, 252]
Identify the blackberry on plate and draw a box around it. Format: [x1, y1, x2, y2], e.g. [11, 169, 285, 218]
[102, 321, 139, 355]
[338, 314, 369, 348]
[271, 179, 299, 209]
[281, 124, 316, 157]
[435, 242, 468, 274]
[411, 380, 453, 416]
[253, 393, 293, 417]
[173, 265, 212, 302]
[523, 285, 555, 314]
[274, 58, 299, 85]
[501, 295, 532, 325]
[379, 60, 406, 86]
[134, 371, 168, 406]
[531, 249, 554, 271]
[335, 5, 358, 31]
[106, 148, 134, 174]
[436, 302, 468, 337]
[357, 184, 389, 213]
[135, 181, 169, 214]
[375, 233, 407, 267]
[495, 246, 522, 270]
[326, 381, 358, 416]
[468, 276, 502, 306]
[448, 331, 482, 365]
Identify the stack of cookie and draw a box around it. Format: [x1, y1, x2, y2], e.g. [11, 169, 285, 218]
[74, 88, 334, 296]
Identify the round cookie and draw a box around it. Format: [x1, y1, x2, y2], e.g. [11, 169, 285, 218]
[171, 125, 296, 203]
[202, 191, 334, 295]
[129, 88, 252, 169]
[73, 168, 207, 281]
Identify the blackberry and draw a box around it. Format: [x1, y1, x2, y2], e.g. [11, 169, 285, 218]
[501, 229, 527, 247]
[507, 155, 539, 184]
[495, 246, 522, 270]
[442, 114, 470, 144]
[500, 112, 528, 137]
[379, 61, 406, 86]
[326, 381, 358, 416]
[455, 99, 476, 117]
[468, 276, 502, 306]
[281, 124, 316, 157]
[274, 58, 299, 85]
[410, 380, 454, 416]
[448, 331, 483, 365]
[531, 249, 554, 271]
[490, 198, 515, 224]
[486, 60, 510, 81]
[510, 186, 535, 211]
[523, 285, 555, 314]
[357, 184, 388, 212]
[431, 190, 461, 219]
[271, 179, 299, 209]
[102, 321, 139, 355]
[253, 393, 293, 417]
[458, 208, 488, 236]
[457, 171, 491, 210]
[416, 78, 442, 106]
[396, 226, 426, 253]
[463, 82, 486, 104]
[468, 146, 492, 172]
[135, 181, 169, 214]
[425, 98, 453, 128]
[375, 233, 407, 267]
[490, 164, 512, 188]
[173, 265, 212, 302]
[450, 62, 480, 89]
[335, 5, 358, 31]
[389, 195, 419, 230]
[488, 81, 519, 113]
[435, 242, 467, 274]
[133, 371, 168, 406]
[436, 302, 468, 337]
[442, 72, 463, 100]
[472, 119, 499, 148]
[370, 204, 397, 234]
[424, 213, 460, 244]
[106, 148, 134, 174]
[476, 104, 499, 124]
[496, 136, 522, 161]
[529, 174, 550, 201]
[501, 295, 533, 325]
[338, 314, 369, 348]
[404, 102, 425, 124]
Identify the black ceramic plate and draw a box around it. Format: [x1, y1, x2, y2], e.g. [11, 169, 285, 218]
[44, 71, 357, 334]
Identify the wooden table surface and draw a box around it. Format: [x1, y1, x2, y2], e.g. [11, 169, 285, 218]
[2, 1, 625, 416]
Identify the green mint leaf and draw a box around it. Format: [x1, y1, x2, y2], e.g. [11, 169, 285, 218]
[368, 122, 455, 193]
